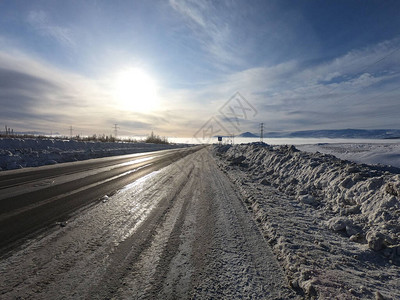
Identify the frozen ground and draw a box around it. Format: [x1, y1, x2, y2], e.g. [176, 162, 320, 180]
[297, 142, 400, 169]
[2, 138, 400, 298]
[0, 138, 186, 171]
[214, 144, 400, 299]
[0, 148, 296, 299]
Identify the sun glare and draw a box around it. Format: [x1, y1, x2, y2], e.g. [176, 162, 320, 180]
[113, 68, 159, 112]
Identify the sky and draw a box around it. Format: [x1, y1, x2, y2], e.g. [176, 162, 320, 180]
[0, 0, 400, 138]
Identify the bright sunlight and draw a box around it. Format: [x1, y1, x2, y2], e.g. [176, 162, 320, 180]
[113, 68, 159, 112]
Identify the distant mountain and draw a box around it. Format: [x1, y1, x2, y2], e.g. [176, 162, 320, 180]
[285, 129, 400, 139]
[238, 131, 258, 137]
[239, 129, 400, 139]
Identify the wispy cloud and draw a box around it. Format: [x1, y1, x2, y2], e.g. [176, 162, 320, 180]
[1, 22, 399, 137]
[0, 48, 202, 136]
[166, 37, 400, 133]
[27, 10, 75, 48]
[169, 0, 243, 67]
[0, 50, 113, 134]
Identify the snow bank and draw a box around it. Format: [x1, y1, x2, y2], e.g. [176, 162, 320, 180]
[0, 138, 186, 171]
[214, 143, 400, 299]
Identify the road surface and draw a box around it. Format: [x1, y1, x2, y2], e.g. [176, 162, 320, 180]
[0, 146, 202, 254]
[0, 147, 297, 299]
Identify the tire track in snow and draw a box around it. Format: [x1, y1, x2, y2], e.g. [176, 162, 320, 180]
[89, 163, 195, 299]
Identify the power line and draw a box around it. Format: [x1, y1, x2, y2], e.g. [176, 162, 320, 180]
[359, 47, 400, 74]
[284, 45, 400, 111]
[305, 83, 400, 126]
[282, 45, 400, 129]
[322, 46, 400, 97]
[303, 69, 400, 113]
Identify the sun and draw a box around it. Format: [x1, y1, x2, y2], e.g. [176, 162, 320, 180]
[113, 68, 159, 112]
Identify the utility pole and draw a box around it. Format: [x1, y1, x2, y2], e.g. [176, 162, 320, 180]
[69, 126, 73, 138]
[113, 124, 119, 139]
[260, 123, 264, 143]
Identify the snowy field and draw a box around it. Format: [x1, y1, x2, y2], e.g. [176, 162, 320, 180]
[214, 144, 400, 299]
[297, 142, 400, 169]
[0, 138, 187, 171]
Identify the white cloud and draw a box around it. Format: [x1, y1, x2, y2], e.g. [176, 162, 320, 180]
[0, 50, 116, 134]
[169, 0, 243, 66]
[162, 37, 400, 133]
[169, 0, 207, 28]
[0, 48, 213, 136]
[1, 32, 399, 137]
[27, 10, 75, 48]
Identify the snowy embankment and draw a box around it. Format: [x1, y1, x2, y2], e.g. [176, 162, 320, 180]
[0, 138, 186, 171]
[214, 144, 400, 299]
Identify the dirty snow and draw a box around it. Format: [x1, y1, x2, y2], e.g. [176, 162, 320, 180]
[214, 143, 400, 299]
[0, 138, 186, 171]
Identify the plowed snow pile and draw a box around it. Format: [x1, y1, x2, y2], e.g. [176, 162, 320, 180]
[0, 138, 185, 171]
[214, 144, 400, 299]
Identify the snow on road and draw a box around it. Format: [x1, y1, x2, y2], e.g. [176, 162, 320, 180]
[215, 144, 400, 299]
[0, 148, 296, 299]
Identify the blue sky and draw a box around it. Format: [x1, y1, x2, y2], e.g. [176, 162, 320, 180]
[0, 0, 399, 137]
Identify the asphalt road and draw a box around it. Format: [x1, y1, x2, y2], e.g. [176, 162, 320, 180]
[0, 146, 203, 256]
[0, 147, 297, 299]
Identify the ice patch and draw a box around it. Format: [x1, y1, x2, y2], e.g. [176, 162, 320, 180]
[119, 170, 161, 193]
